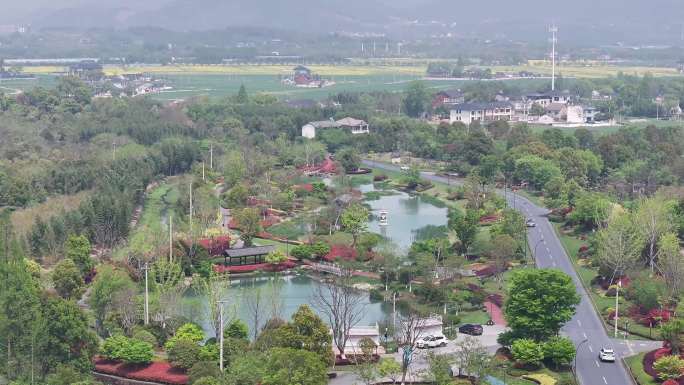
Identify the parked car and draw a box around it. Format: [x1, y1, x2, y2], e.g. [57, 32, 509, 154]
[599, 348, 616, 362]
[400, 166, 410, 171]
[458, 324, 484, 336]
[526, 219, 536, 227]
[417, 335, 448, 348]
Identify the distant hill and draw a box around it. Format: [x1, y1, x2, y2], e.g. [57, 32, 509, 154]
[16, 0, 684, 45]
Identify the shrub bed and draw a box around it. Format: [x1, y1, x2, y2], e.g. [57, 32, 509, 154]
[94, 358, 189, 385]
[213, 261, 297, 273]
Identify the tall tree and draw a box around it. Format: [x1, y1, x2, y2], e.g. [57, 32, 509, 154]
[340, 203, 369, 248]
[402, 81, 429, 118]
[504, 269, 580, 341]
[656, 233, 684, 302]
[595, 213, 642, 283]
[636, 197, 673, 272]
[312, 276, 365, 360]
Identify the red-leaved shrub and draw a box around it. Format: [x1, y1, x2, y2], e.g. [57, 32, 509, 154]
[323, 245, 358, 262]
[94, 358, 188, 385]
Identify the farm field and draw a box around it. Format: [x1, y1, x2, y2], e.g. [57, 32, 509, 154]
[488, 62, 682, 78]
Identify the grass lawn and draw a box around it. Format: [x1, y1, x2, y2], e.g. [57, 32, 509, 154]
[458, 309, 490, 325]
[626, 353, 659, 385]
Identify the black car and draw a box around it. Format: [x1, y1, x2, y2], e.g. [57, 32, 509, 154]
[458, 324, 484, 336]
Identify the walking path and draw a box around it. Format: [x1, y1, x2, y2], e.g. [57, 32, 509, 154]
[484, 301, 506, 326]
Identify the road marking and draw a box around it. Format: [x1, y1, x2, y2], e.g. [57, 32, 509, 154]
[577, 320, 582, 326]
[583, 332, 588, 339]
[595, 360, 600, 368]
[546, 247, 550, 253]
[588, 345, 593, 353]
[603, 376, 607, 384]
[552, 261, 557, 267]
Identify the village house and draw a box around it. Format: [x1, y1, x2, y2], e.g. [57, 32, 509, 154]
[432, 89, 465, 108]
[415, 315, 445, 337]
[449, 102, 513, 125]
[525, 90, 573, 107]
[301, 117, 369, 138]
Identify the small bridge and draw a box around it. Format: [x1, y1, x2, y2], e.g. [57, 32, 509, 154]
[307, 261, 350, 277]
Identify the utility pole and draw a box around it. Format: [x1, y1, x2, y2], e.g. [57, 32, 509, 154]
[210, 142, 213, 169]
[189, 182, 193, 236]
[550, 25, 558, 91]
[614, 280, 621, 338]
[143, 262, 150, 325]
[202, 161, 205, 181]
[218, 300, 228, 371]
[392, 292, 397, 332]
[168, 214, 173, 263]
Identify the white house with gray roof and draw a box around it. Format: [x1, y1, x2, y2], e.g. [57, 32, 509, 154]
[449, 102, 513, 125]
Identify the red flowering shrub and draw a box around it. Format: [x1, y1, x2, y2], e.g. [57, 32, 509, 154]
[197, 236, 230, 256]
[662, 379, 679, 385]
[213, 261, 296, 274]
[323, 245, 357, 262]
[641, 309, 672, 326]
[94, 358, 188, 385]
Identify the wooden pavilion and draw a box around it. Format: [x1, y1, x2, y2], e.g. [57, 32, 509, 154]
[221, 245, 276, 266]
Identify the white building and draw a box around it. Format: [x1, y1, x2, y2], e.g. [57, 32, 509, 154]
[525, 90, 573, 106]
[301, 120, 340, 139]
[301, 117, 369, 138]
[415, 315, 444, 337]
[449, 102, 513, 125]
[332, 324, 384, 356]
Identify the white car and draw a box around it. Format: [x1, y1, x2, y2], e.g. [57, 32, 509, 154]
[599, 348, 616, 362]
[400, 166, 410, 171]
[526, 219, 536, 227]
[416, 335, 448, 349]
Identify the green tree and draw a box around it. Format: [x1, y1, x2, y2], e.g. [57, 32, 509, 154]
[377, 358, 401, 384]
[340, 203, 369, 247]
[45, 364, 96, 385]
[52, 258, 85, 299]
[448, 207, 479, 255]
[660, 319, 684, 355]
[224, 319, 249, 340]
[262, 348, 328, 385]
[193, 377, 220, 385]
[514, 155, 562, 189]
[511, 339, 544, 367]
[223, 184, 249, 209]
[403, 81, 429, 118]
[165, 323, 205, 350]
[426, 352, 453, 385]
[188, 361, 221, 384]
[568, 191, 611, 229]
[542, 336, 576, 368]
[236, 84, 248, 104]
[265, 250, 288, 265]
[102, 335, 154, 364]
[42, 296, 99, 371]
[169, 339, 202, 369]
[504, 269, 580, 340]
[653, 355, 684, 380]
[64, 234, 93, 276]
[336, 147, 361, 173]
[234, 208, 262, 247]
[89, 265, 136, 334]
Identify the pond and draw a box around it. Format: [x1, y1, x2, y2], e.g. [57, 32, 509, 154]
[182, 181, 449, 338]
[359, 182, 449, 253]
[182, 275, 395, 339]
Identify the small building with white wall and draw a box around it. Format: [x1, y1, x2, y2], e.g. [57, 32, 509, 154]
[301, 117, 369, 138]
[301, 120, 341, 139]
[449, 102, 513, 125]
[332, 324, 384, 355]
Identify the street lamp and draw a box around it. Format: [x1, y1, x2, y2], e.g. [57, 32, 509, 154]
[573, 338, 589, 383]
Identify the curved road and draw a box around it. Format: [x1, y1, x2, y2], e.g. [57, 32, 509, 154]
[363, 160, 652, 385]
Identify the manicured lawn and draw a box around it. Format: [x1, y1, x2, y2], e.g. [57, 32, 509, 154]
[626, 352, 659, 385]
[459, 309, 490, 325]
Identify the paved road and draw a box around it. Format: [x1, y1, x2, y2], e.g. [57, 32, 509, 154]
[363, 160, 654, 385]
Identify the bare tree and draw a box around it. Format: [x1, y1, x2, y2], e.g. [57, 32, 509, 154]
[453, 336, 491, 384]
[243, 285, 263, 340]
[266, 277, 285, 321]
[151, 260, 187, 330]
[395, 313, 428, 385]
[196, 270, 231, 338]
[113, 286, 139, 336]
[311, 275, 365, 360]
